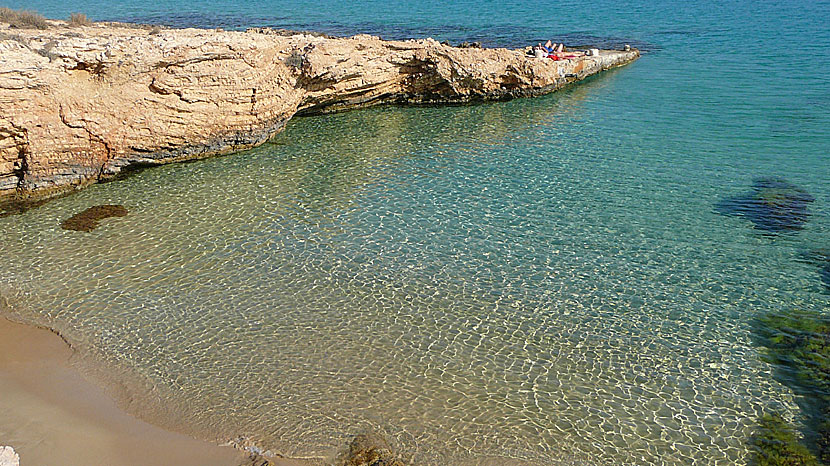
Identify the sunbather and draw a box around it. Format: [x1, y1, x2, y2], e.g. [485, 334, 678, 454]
[538, 41, 566, 54]
[540, 40, 557, 53]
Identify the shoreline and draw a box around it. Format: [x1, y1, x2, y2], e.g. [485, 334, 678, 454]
[0, 314, 316, 466]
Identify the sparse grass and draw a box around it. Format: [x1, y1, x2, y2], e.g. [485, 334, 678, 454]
[67, 12, 92, 27]
[0, 7, 49, 30]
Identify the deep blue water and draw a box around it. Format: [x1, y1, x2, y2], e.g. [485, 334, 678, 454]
[1, 0, 829, 464]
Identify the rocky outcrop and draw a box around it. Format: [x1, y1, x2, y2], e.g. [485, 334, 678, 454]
[0, 22, 639, 202]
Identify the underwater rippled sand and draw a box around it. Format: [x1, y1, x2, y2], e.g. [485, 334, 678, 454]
[2, 62, 828, 464]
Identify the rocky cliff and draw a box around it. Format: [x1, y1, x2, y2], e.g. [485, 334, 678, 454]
[0, 21, 639, 202]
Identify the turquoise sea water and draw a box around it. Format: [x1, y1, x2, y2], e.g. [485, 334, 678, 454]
[2, 0, 829, 464]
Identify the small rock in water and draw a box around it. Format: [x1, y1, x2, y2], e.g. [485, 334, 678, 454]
[60, 204, 128, 232]
[714, 177, 814, 233]
[240, 453, 278, 466]
[338, 432, 403, 466]
[0, 446, 19, 466]
[457, 41, 482, 48]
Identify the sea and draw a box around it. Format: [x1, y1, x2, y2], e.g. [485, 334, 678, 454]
[1, 0, 828, 464]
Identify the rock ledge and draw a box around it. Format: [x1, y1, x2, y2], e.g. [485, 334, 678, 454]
[0, 22, 639, 202]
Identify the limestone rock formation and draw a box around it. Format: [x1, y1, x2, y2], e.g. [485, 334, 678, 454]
[0, 21, 639, 202]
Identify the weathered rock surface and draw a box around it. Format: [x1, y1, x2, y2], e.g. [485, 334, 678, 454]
[0, 21, 639, 202]
[0, 446, 19, 466]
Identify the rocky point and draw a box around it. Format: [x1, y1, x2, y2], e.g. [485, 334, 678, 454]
[0, 20, 639, 203]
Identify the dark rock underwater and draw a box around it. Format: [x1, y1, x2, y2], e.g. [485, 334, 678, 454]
[715, 177, 815, 234]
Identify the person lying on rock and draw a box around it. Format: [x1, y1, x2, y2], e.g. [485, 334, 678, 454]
[533, 41, 585, 59]
[539, 40, 561, 54]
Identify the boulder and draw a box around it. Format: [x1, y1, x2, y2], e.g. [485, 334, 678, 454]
[338, 432, 403, 466]
[0, 446, 19, 466]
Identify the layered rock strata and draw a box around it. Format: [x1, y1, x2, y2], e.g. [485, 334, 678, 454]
[0, 22, 639, 201]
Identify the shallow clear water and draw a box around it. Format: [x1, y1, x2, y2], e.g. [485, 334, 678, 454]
[2, 0, 830, 464]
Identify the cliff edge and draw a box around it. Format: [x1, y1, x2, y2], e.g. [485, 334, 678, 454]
[0, 21, 639, 201]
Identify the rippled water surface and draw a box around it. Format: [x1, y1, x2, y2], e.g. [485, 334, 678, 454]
[2, 0, 830, 464]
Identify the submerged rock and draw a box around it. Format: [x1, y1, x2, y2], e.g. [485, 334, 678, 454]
[754, 309, 830, 461]
[798, 249, 830, 290]
[0, 447, 19, 466]
[751, 414, 819, 466]
[338, 432, 404, 466]
[715, 177, 815, 233]
[821, 264, 830, 289]
[60, 204, 128, 232]
[239, 453, 284, 466]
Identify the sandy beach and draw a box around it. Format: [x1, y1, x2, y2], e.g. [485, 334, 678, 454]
[0, 315, 248, 466]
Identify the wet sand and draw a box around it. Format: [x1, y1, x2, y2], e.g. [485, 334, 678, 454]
[0, 315, 248, 466]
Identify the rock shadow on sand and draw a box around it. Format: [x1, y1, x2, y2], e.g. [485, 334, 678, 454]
[715, 177, 815, 234]
[60, 205, 128, 232]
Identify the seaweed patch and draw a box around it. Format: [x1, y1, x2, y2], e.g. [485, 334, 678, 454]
[752, 413, 819, 466]
[754, 309, 830, 463]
